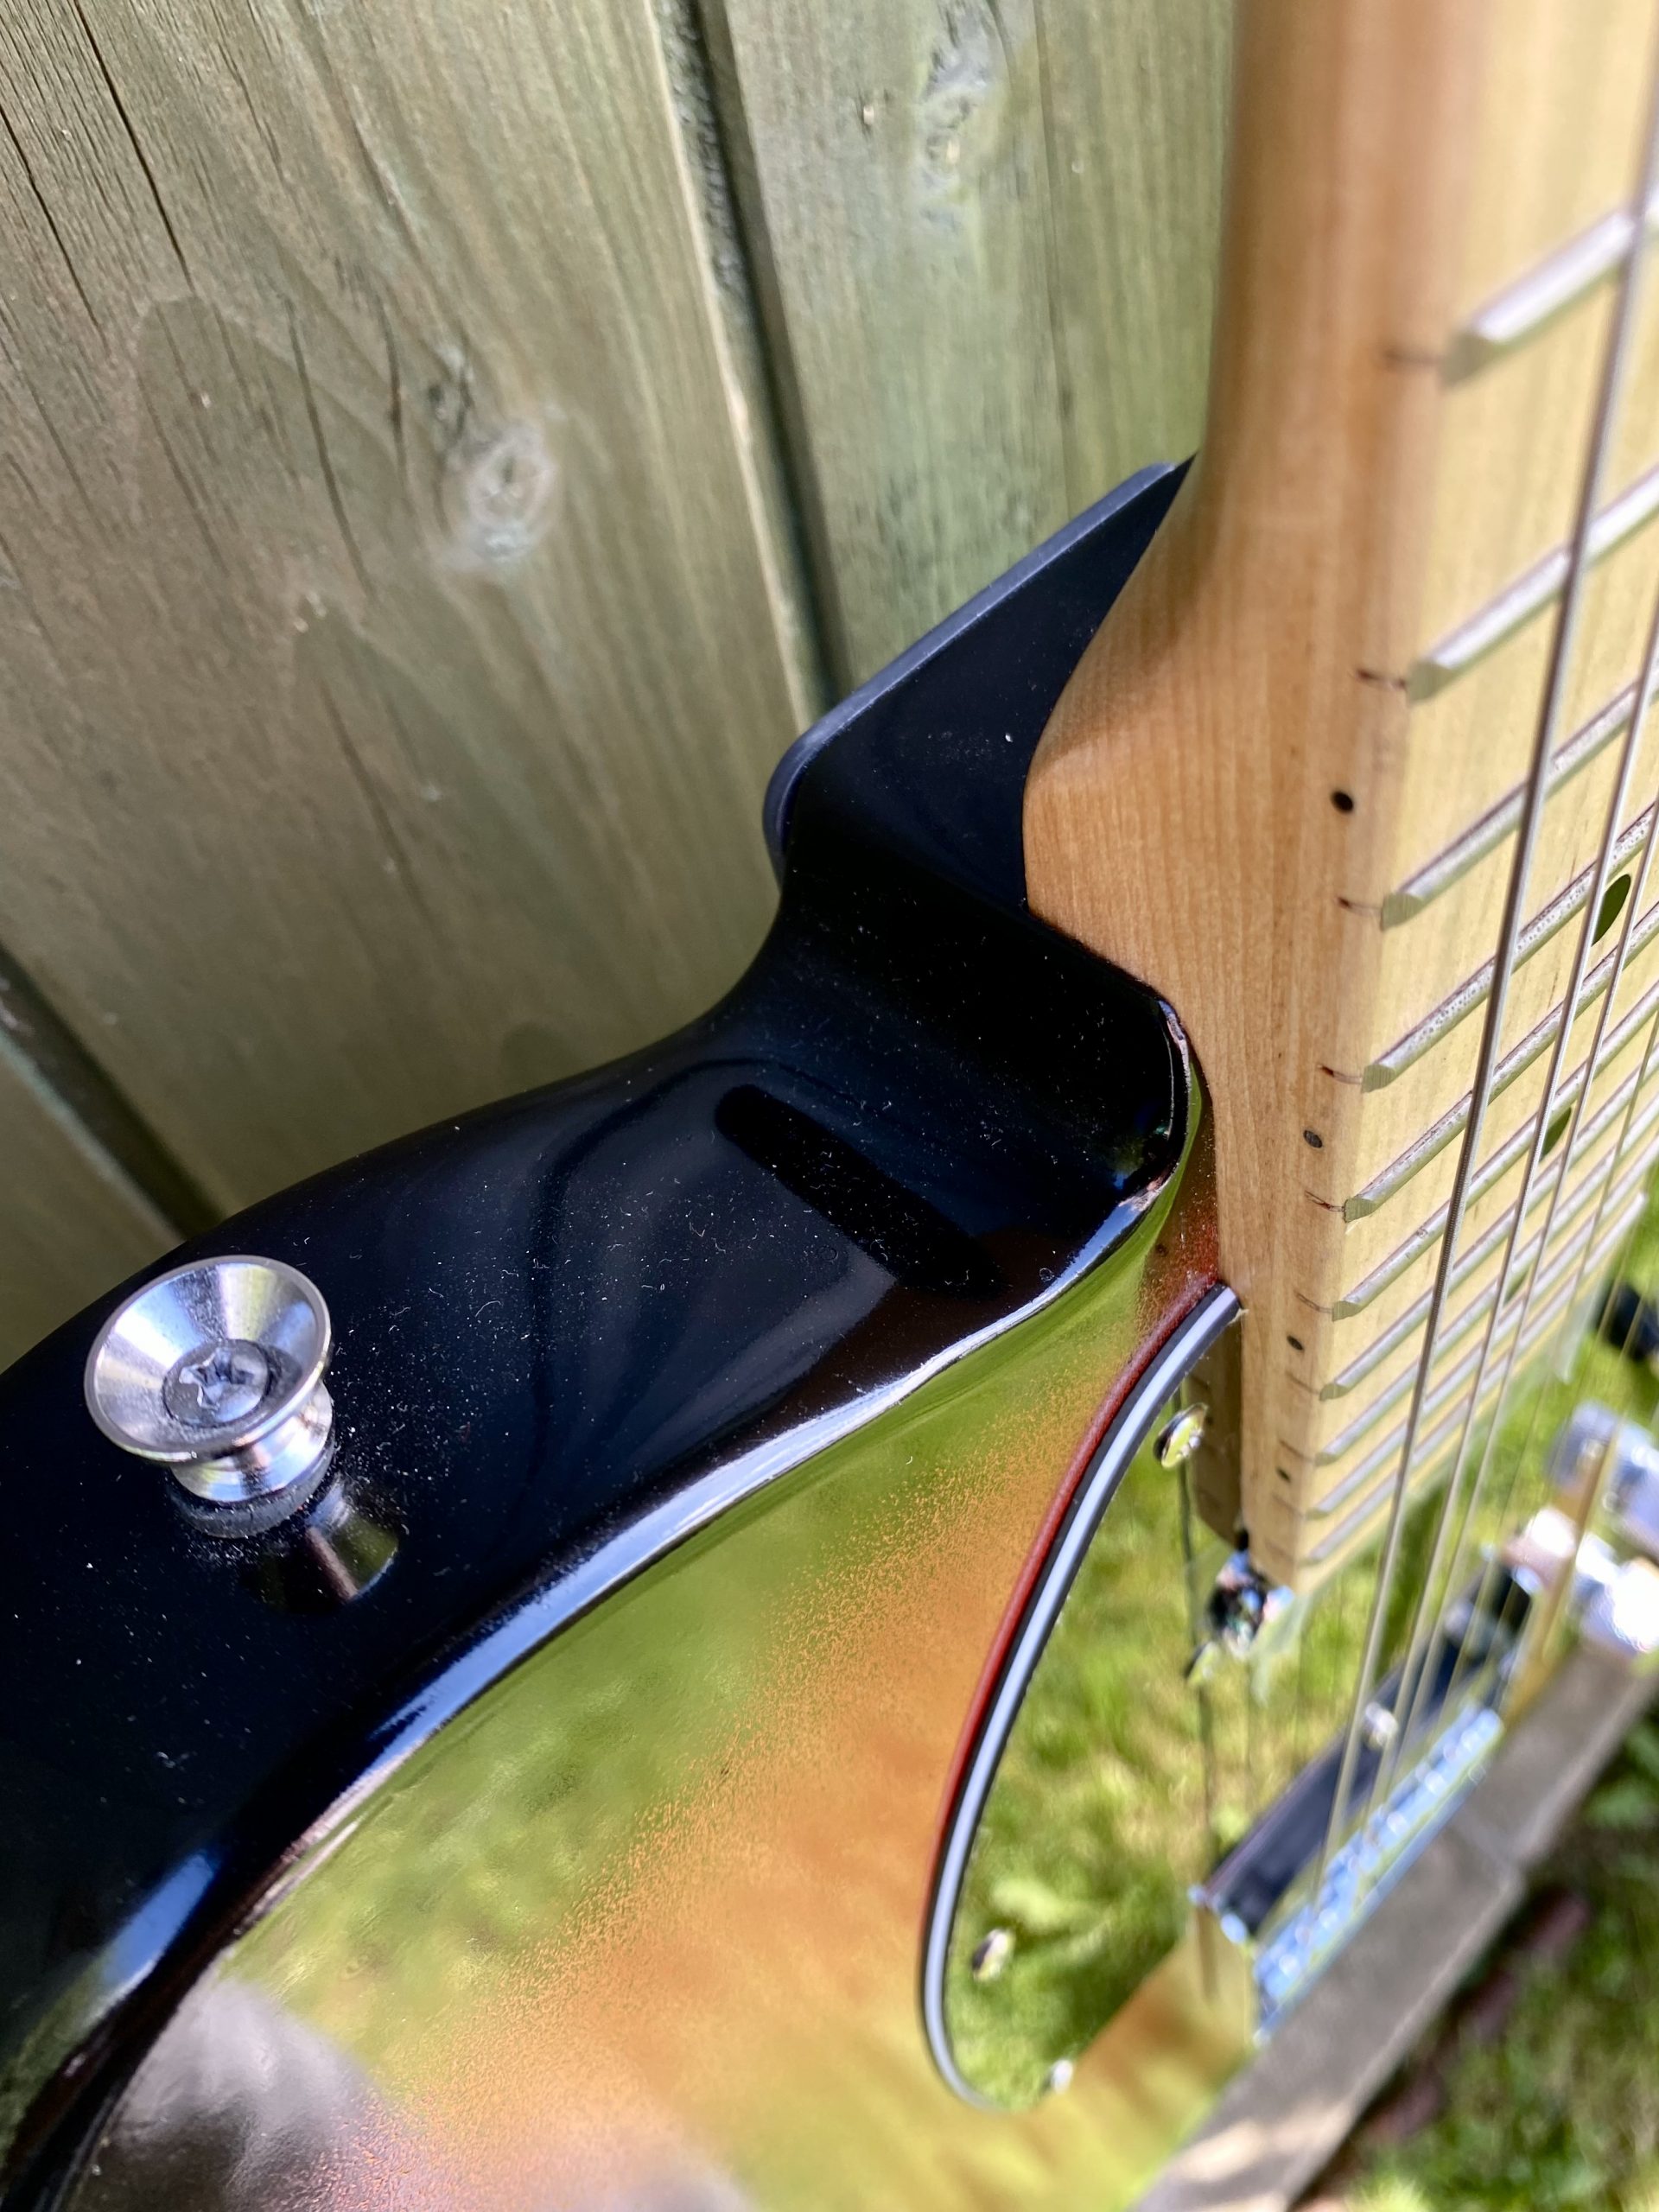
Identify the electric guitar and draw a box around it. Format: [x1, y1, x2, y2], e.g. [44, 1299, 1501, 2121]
[9, 3, 1659, 2206]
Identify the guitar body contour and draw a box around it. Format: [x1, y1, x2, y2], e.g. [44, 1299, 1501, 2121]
[0, 476, 1234, 2212]
[10, 3, 1659, 2205]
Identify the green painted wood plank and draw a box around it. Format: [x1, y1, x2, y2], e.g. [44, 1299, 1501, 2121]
[0, 0, 810, 1213]
[0, 1041, 175, 1374]
[705, 0, 1230, 686]
[1035, 0, 1230, 506]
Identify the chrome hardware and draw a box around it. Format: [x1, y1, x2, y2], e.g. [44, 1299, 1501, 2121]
[1043, 2059, 1075, 2096]
[969, 1929, 1013, 1982]
[1205, 1550, 1294, 1661]
[1152, 1402, 1208, 1466]
[1548, 1402, 1659, 1561]
[1508, 1503, 1659, 1669]
[1243, 1703, 1504, 2030]
[86, 1256, 335, 1528]
[1198, 1555, 1532, 2034]
[1580, 1551, 1659, 1666]
[1360, 1701, 1398, 1752]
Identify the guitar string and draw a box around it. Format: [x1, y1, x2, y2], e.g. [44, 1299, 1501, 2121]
[1363, 465, 1659, 1821]
[1465, 666, 1659, 1653]
[1429, 577, 1659, 1738]
[1302, 68, 1659, 1923]
[1340, 937, 1659, 1786]
[1476, 987, 1659, 1709]
[1477, 1191, 1659, 1698]
[1338, 89, 1659, 1856]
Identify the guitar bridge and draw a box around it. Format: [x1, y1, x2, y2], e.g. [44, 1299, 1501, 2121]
[1197, 1570, 1528, 2032]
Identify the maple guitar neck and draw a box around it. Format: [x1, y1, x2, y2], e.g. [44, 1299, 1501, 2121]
[1026, 0, 1659, 1590]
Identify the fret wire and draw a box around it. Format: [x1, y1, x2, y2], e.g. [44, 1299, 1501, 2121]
[1475, 995, 1659, 1710]
[1305, 67, 1659, 1929]
[1374, 516, 1659, 1812]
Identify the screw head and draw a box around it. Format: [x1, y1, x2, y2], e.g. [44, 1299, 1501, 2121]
[1044, 2057, 1075, 2095]
[969, 1927, 1014, 1981]
[164, 1339, 272, 1427]
[86, 1255, 334, 1517]
[1153, 1402, 1208, 1467]
[1361, 1701, 1398, 1752]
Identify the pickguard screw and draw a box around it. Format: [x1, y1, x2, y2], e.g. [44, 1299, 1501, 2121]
[1153, 1403, 1208, 1467]
[1361, 1701, 1398, 1751]
[970, 1927, 1014, 1981]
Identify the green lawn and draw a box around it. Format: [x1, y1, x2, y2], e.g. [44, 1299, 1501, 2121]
[1350, 1716, 1659, 2212]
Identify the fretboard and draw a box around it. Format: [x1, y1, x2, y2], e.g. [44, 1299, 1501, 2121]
[1025, 0, 1659, 1590]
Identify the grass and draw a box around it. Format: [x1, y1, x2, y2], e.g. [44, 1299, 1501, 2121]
[1349, 1717, 1659, 2212]
[208, 1147, 1659, 2183]
[950, 1194, 1659, 2113]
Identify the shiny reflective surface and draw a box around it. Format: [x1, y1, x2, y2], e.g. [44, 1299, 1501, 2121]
[929, 1290, 1389, 2112]
[931, 1290, 1238, 2108]
[64, 1154, 1219, 2212]
[83, 1255, 334, 1510]
[928, 1293, 1632, 2109]
[0, 469, 1189, 2202]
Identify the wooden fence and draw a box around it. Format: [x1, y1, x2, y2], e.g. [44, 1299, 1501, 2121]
[0, 0, 1227, 1368]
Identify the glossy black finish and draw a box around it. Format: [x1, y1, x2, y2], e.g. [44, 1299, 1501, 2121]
[1599, 1278, 1659, 1370]
[0, 464, 1183, 2201]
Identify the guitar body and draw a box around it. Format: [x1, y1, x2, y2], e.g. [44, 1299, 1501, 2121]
[1, 476, 1233, 2210]
[12, 4, 1659, 2205]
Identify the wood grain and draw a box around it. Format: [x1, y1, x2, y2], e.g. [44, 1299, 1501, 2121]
[1025, 0, 1491, 1580]
[0, 1041, 173, 1371]
[702, 0, 1230, 686]
[0, 0, 810, 1216]
[1028, 0, 1659, 1587]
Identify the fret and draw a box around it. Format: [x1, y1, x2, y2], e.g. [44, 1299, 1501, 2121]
[1264, 1013, 1659, 1581]
[1315, 1231, 1608, 1510]
[1319, 1075, 1659, 1428]
[1412, 460, 1659, 699]
[1421, 283, 1659, 658]
[1368, 836, 1656, 1093]
[1270, 1180, 1652, 1585]
[1383, 684, 1637, 925]
[1348, 912, 1659, 1224]
[1330, 1005, 1659, 1365]
[1416, 461, 1659, 700]
[1325, 1049, 1659, 1395]
[1294, 1213, 1641, 1574]
[1394, 484, 1659, 887]
[1025, 0, 1659, 1584]
[1371, 571, 1659, 1068]
[1446, 194, 1659, 383]
[1349, 872, 1659, 1205]
[1307, 1083, 1659, 1465]
[1317, 1200, 1624, 1479]
[1302, 1256, 1615, 1569]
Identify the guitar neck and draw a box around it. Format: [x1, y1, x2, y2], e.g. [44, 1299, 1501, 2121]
[1027, 0, 1659, 1590]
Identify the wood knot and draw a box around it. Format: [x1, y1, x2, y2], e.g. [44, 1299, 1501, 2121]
[442, 419, 558, 570]
[917, 8, 1008, 215]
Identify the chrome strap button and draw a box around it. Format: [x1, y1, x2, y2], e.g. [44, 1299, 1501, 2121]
[85, 1256, 335, 1525]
